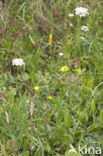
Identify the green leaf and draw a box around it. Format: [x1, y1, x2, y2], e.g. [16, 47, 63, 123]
[56, 154, 63, 156]
[23, 150, 30, 156]
[34, 150, 41, 156]
[34, 149, 44, 156]
[64, 111, 71, 128]
[91, 99, 95, 114]
[65, 151, 82, 156]
[3, 39, 11, 50]
[87, 79, 94, 88]
[22, 73, 30, 81]
[74, 131, 82, 138]
[87, 123, 95, 132]
[0, 80, 5, 86]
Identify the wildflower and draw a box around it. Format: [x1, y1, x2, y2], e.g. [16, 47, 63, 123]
[30, 102, 34, 116]
[70, 23, 73, 27]
[68, 75, 78, 82]
[41, 138, 44, 142]
[72, 60, 80, 66]
[34, 86, 39, 91]
[81, 26, 89, 32]
[43, 105, 46, 110]
[12, 58, 25, 66]
[61, 66, 69, 72]
[77, 69, 82, 75]
[80, 36, 85, 40]
[31, 146, 34, 150]
[68, 13, 74, 17]
[75, 7, 89, 17]
[68, 128, 73, 134]
[35, 142, 39, 145]
[49, 33, 52, 45]
[28, 127, 32, 130]
[59, 52, 64, 56]
[61, 81, 64, 85]
[47, 96, 52, 99]
[0, 93, 5, 99]
[45, 72, 49, 76]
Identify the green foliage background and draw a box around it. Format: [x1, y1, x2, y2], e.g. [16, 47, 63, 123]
[0, 0, 103, 155]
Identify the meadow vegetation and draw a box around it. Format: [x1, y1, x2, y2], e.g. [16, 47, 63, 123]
[0, 0, 103, 155]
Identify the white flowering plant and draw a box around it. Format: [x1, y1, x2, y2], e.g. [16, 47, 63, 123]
[81, 26, 89, 32]
[12, 58, 25, 66]
[75, 7, 89, 17]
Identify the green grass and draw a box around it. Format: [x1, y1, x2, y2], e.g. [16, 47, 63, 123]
[0, 0, 103, 155]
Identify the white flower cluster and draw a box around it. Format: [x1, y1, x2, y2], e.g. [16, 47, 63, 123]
[12, 58, 25, 66]
[81, 26, 89, 32]
[75, 7, 89, 17]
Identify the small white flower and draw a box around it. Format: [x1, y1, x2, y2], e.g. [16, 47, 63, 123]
[12, 58, 25, 66]
[28, 127, 31, 130]
[43, 105, 46, 110]
[82, 68, 86, 72]
[68, 13, 74, 17]
[31, 146, 34, 150]
[70, 23, 73, 27]
[80, 36, 85, 40]
[59, 52, 64, 56]
[81, 26, 89, 31]
[75, 7, 89, 17]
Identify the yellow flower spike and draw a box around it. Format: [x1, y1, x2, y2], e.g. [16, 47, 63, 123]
[49, 33, 52, 45]
[64, 23, 67, 30]
[77, 69, 82, 75]
[47, 96, 52, 100]
[61, 66, 69, 72]
[34, 86, 39, 91]
[61, 81, 64, 85]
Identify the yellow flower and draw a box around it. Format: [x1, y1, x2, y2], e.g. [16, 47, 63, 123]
[34, 86, 39, 91]
[41, 138, 44, 142]
[49, 33, 52, 45]
[61, 66, 69, 72]
[47, 96, 52, 99]
[45, 72, 49, 76]
[61, 81, 64, 84]
[77, 69, 82, 75]
[35, 142, 39, 145]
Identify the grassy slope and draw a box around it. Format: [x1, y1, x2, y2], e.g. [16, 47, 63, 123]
[0, 0, 103, 155]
